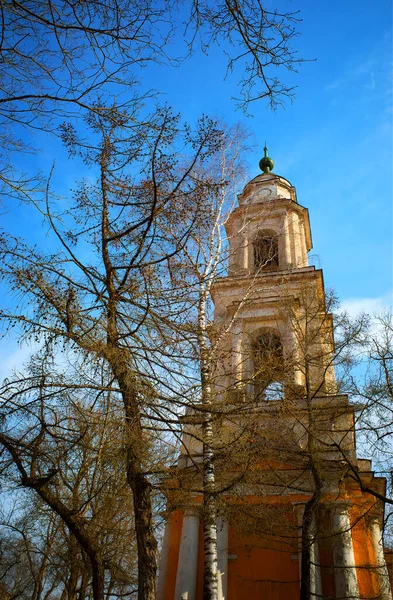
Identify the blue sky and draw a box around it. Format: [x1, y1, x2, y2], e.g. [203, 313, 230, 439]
[139, 0, 392, 312]
[1, 0, 392, 376]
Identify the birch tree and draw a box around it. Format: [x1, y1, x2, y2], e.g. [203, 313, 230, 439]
[188, 136, 246, 600]
[156, 128, 244, 600]
[166, 130, 297, 599]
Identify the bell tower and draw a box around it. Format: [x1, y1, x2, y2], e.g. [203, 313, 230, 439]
[157, 148, 391, 600]
[227, 145, 310, 277]
[213, 145, 337, 404]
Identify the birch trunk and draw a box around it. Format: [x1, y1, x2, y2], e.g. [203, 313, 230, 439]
[202, 407, 218, 600]
[199, 293, 219, 600]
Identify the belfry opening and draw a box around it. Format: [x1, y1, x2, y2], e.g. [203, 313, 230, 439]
[157, 149, 392, 600]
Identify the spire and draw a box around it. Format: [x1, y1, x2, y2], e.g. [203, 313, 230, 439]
[259, 143, 274, 174]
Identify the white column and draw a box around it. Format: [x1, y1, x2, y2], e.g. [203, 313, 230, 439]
[286, 328, 303, 388]
[175, 511, 200, 600]
[299, 220, 308, 267]
[242, 233, 249, 271]
[283, 213, 292, 268]
[217, 518, 228, 600]
[232, 322, 243, 387]
[292, 212, 302, 268]
[288, 212, 296, 268]
[369, 516, 392, 600]
[332, 505, 360, 599]
[157, 515, 173, 600]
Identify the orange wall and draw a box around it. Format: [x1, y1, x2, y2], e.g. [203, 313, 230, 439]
[163, 510, 183, 600]
[163, 500, 385, 599]
[226, 525, 300, 600]
[351, 514, 377, 598]
[194, 506, 300, 600]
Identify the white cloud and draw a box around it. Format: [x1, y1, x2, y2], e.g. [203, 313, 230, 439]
[325, 78, 342, 92]
[340, 292, 392, 318]
[325, 58, 375, 93]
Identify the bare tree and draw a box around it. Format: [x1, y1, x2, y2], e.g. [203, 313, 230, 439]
[279, 290, 392, 599]
[185, 0, 304, 110]
[0, 497, 92, 599]
[0, 0, 304, 203]
[161, 147, 319, 599]
[0, 106, 240, 599]
[178, 127, 249, 600]
[332, 309, 393, 518]
[169, 242, 391, 600]
[0, 350, 140, 599]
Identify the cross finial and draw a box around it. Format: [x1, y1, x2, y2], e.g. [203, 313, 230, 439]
[259, 143, 274, 173]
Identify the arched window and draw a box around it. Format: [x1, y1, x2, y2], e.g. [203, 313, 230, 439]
[251, 330, 284, 401]
[253, 230, 279, 271]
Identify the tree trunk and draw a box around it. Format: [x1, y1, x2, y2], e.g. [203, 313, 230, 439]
[127, 464, 157, 600]
[199, 292, 218, 600]
[78, 569, 90, 600]
[300, 466, 322, 599]
[101, 363, 158, 599]
[121, 383, 157, 600]
[202, 423, 218, 600]
[300, 498, 315, 600]
[300, 361, 323, 600]
[33, 552, 49, 600]
[34, 485, 106, 600]
[91, 558, 105, 600]
[102, 170, 158, 599]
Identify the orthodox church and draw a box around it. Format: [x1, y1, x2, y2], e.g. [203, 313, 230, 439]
[157, 149, 391, 600]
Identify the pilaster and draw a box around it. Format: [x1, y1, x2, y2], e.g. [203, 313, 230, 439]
[174, 510, 200, 600]
[332, 504, 360, 599]
[369, 516, 392, 600]
[157, 514, 173, 600]
[217, 517, 229, 600]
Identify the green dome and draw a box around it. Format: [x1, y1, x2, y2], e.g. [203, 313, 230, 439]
[259, 144, 274, 173]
